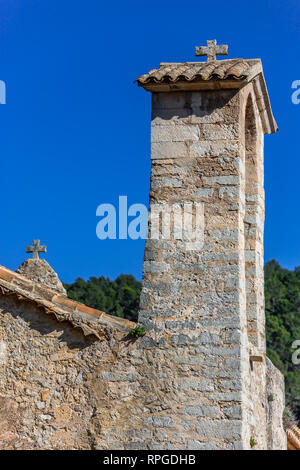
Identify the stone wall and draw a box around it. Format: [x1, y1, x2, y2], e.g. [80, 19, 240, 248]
[0, 289, 285, 450]
[0, 294, 138, 450]
[239, 86, 267, 449]
[131, 85, 285, 450]
[132, 88, 247, 449]
[266, 358, 286, 449]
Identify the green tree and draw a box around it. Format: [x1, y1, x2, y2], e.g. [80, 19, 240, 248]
[64, 273, 141, 322]
[265, 260, 300, 422]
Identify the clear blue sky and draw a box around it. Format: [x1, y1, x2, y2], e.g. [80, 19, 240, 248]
[0, 0, 299, 282]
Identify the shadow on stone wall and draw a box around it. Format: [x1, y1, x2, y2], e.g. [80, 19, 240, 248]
[0, 295, 97, 350]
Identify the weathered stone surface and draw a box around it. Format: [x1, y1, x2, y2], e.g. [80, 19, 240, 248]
[16, 259, 67, 295]
[132, 81, 285, 450]
[266, 358, 287, 449]
[196, 419, 242, 439]
[0, 294, 138, 450]
[185, 406, 220, 418]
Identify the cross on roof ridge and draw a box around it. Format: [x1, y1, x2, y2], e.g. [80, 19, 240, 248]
[26, 240, 47, 260]
[195, 39, 228, 63]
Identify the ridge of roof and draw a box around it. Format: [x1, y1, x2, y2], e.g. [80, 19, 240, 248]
[136, 58, 261, 85]
[0, 264, 135, 339]
[159, 58, 261, 65]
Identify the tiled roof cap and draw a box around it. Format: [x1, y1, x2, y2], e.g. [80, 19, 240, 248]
[136, 56, 277, 135]
[287, 425, 300, 450]
[137, 59, 261, 85]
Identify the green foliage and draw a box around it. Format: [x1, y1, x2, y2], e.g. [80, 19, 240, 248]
[64, 274, 141, 322]
[250, 437, 257, 448]
[283, 405, 298, 430]
[265, 260, 300, 423]
[129, 325, 146, 338]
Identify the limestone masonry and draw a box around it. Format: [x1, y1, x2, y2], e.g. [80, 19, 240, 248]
[0, 41, 287, 450]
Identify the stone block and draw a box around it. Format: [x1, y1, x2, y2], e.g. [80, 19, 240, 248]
[151, 142, 187, 160]
[179, 379, 214, 392]
[184, 406, 220, 418]
[202, 123, 239, 140]
[196, 419, 242, 440]
[151, 125, 200, 142]
[145, 416, 174, 428]
[203, 175, 240, 186]
[143, 261, 170, 273]
[187, 440, 222, 450]
[223, 405, 242, 419]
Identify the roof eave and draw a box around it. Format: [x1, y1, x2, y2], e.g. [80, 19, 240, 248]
[251, 71, 278, 135]
[137, 78, 245, 93]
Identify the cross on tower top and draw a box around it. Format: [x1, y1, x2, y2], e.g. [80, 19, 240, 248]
[195, 39, 228, 63]
[26, 240, 47, 260]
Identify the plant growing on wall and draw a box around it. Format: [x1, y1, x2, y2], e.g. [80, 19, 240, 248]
[129, 325, 146, 338]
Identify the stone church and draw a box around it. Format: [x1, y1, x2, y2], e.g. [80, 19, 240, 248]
[0, 41, 292, 450]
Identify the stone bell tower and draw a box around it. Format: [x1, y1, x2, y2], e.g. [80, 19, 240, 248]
[134, 41, 286, 450]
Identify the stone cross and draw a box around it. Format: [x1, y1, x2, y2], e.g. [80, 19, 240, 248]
[26, 240, 47, 260]
[195, 39, 228, 62]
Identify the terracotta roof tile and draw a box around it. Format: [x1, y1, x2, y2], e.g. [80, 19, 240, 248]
[76, 303, 103, 319]
[33, 283, 57, 302]
[52, 295, 79, 311]
[137, 59, 260, 85]
[287, 426, 300, 450]
[101, 312, 136, 330]
[0, 266, 15, 283]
